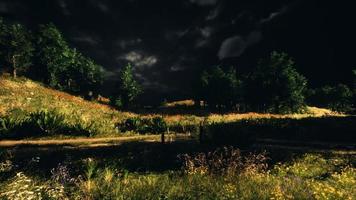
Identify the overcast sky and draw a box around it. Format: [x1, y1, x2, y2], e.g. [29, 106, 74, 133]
[1, 0, 355, 99]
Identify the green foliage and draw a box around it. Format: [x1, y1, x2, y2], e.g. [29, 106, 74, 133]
[118, 116, 167, 134]
[26, 110, 66, 135]
[246, 51, 307, 113]
[307, 84, 353, 113]
[65, 153, 354, 200]
[0, 116, 22, 136]
[0, 109, 112, 138]
[111, 63, 142, 109]
[197, 66, 243, 109]
[0, 19, 34, 77]
[272, 154, 341, 179]
[35, 23, 70, 85]
[35, 23, 104, 96]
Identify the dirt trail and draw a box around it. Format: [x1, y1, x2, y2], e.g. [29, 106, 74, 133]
[0, 135, 163, 147]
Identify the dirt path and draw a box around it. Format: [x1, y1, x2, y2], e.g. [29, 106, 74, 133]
[0, 135, 163, 147]
[0, 134, 192, 148]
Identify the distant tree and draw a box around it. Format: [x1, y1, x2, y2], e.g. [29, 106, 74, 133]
[307, 84, 353, 113]
[245, 51, 307, 113]
[111, 63, 142, 109]
[198, 66, 242, 109]
[0, 20, 33, 78]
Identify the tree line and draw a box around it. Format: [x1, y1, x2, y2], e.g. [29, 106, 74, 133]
[193, 52, 356, 114]
[0, 18, 103, 99]
[0, 18, 355, 113]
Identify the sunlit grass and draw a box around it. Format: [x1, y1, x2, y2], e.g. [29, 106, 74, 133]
[1, 152, 354, 199]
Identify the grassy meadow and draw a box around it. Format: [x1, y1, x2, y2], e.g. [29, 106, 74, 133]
[1, 76, 355, 200]
[0, 76, 345, 139]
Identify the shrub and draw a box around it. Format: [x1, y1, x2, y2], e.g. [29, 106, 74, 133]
[151, 117, 167, 134]
[179, 146, 268, 176]
[25, 110, 66, 135]
[118, 116, 167, 134]
[307, 84, 353, 113]
[0, 116, 22, 135]
[0, 109, 111, 138]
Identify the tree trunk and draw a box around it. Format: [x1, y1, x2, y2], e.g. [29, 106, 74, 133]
[12, 55, 17, 78]
[13, 68, 17, 78]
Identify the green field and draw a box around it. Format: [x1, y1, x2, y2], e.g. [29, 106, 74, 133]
[1, 77, 355, 200]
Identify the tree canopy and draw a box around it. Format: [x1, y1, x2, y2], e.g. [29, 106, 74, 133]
[245, 51, 307, 113]
[197, 66, 242, 109]
[0, 19, 34, 78]
[111, 63, 142, 109]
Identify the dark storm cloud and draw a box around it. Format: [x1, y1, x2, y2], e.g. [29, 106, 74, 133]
[90, 0, 110, 13]
[115, 38, 142, 49]
[205, 5, 222, 20]
[218, 31, 262, 60]
[2, 0, 354, 98]
[57, 0, 71, 16]
[0, 1, 26, 15]
[0, 2, 8, 13]
[190, 0, 218, 6]
[117, 51, 158, 68]
[71, 35, 101, 46]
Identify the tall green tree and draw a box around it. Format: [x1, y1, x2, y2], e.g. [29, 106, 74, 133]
[35, 23, 71, 86]
[35, 23, 103, 96]
[246, 51, 307, 113]
[64, 49, 104, 96]
[0, 20, 33, 78]
[197, 66, 242, 109]
[111, 63, 142, 109]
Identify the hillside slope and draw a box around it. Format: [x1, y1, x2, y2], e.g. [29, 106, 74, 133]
[0, 76, 343, 138]
[0, 76, 135, 137]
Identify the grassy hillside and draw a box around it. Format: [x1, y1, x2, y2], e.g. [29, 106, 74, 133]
[0, 76, 134, 138]
[0, 76, 344, 139]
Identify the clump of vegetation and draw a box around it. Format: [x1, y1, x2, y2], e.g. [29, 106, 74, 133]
[180, 146, 268, 176]
[0, 109, 117, 138]
[118, 116, 167, 134]
[307, 84, 354, 113]
[25, 110, 66, 135]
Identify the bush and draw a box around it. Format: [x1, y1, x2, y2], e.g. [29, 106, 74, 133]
[307, 84, 353, 113]
[0, 109, 110, 138]
[118, 116, 167, 134]
[0, 116, 23, 136]
[25, 110, 66, 135]
[179, 146, 268, 176]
